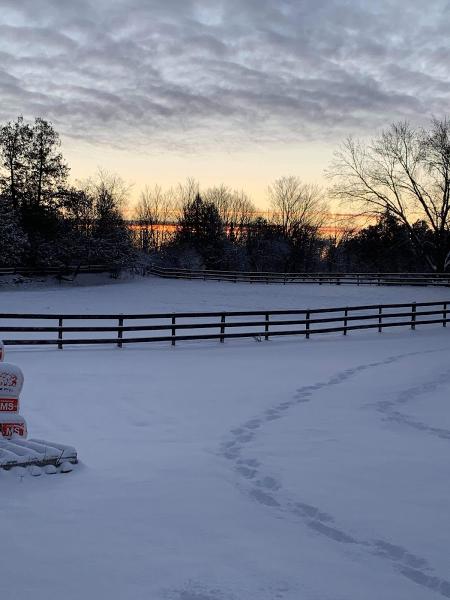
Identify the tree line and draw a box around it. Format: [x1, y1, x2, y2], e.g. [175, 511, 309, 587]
[0, 116, 133, 271]
[1, 115, 450, 274]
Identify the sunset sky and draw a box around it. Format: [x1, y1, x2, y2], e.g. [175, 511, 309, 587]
[1, 0, 449, 208]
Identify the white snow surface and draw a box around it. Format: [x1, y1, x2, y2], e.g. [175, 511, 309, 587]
[1, 276, 450, 600]
[1, 272, 450, 313]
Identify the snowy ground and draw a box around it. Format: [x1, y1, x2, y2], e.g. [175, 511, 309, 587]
[1, 272, 450, 313]
[1, 276, 450, 600]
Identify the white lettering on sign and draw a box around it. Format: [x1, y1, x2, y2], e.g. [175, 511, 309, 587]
[1, 422, 26, 437]
[0, 400, 18, 412]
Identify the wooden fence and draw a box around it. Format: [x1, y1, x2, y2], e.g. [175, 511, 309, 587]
[0, 300, 448, 349]
[2, 264, 450, 286]
[0, 264, 113, 277]
[149, 265, 450, 286]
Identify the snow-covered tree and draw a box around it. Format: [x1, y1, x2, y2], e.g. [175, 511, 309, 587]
[0, 199, 28, 266]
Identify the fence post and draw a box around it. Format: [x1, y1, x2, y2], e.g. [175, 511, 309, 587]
[306, 311, 310, 339]
[343, 308, 348, 335]
[265, 313, 270, 341]
[117, 315, 124, 348]
[171, 315, 176, 346]
[444, 302, 447, 328]
[411, 302, 416, 330]
[220, 314, 225, 343]
[58, 317, 63, 350]
[378, 306, 382, 333]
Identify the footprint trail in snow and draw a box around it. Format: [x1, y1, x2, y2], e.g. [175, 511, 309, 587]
[219, 347, 450, 598]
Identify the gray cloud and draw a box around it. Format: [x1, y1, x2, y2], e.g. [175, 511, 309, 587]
[0, 0, 449, 150]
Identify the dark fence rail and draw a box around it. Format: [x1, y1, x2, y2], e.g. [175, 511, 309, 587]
[0, 300, 448, 349]
[0, 264, 114, 277]
[149, 265, 450, 286]
[3, 264, 450, 286]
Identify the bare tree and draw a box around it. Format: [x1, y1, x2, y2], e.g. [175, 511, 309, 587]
[74, 170, 133, 267]
[321, 212, 360, 272]
[204, 184, 232, 223]
[89, 169, 130, 209]
[134, 185, 174, 251]
[328, 118, 450, 271]
[177, 178, 199, 208]
[268, 176, 327, 237]
[204, 185, 256, 240]
[229, 190, 256, 241]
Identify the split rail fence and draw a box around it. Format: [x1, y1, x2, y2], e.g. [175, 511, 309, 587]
[0, 264, 112, 276]
[149, 265, 450, 286]
[2, 264, 450, 286]
[0, 300, 449, 349]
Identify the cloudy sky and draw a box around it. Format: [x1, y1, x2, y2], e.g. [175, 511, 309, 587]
[1, 0, 449, 205]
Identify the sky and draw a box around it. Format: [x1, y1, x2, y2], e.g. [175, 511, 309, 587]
[0, 0, 449, 208]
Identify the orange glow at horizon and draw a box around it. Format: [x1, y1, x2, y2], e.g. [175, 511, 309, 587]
[62, 136, 378, 235]
[128, 213, 372, 238]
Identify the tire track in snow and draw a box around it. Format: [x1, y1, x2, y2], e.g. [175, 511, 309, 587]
[219, 347, 450, 599]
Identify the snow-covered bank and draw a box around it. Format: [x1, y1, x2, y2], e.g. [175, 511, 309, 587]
[1, 279, 450, 600]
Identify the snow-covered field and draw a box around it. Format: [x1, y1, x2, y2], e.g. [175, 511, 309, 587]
[1, 276, 450, 600]
[1, 272, 450, 313]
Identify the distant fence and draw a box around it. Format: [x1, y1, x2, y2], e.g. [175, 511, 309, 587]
[149, 265, 450, 286]
[0, 264, 113, 277]
[3, 264, 450, 286]
[0, 300, 448, 349]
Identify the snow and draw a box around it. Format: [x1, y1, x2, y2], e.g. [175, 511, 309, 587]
[1, 276, 450, 600]
[1, 272, 449, 313]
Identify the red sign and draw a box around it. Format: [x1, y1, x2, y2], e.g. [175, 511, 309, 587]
[0, 399, 18, 412]
[1, 422, 26, 437]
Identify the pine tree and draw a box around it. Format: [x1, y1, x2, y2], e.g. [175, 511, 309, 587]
[175, 193, 225, 268]
[0, 198, 28, 266]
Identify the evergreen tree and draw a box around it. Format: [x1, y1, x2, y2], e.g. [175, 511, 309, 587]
[0, 116, 31, 210]
[0, 197, 28, 266]
[343, 212, 427, 272]
[25, 117, 68, 210]
[175, 193, 225, 268]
